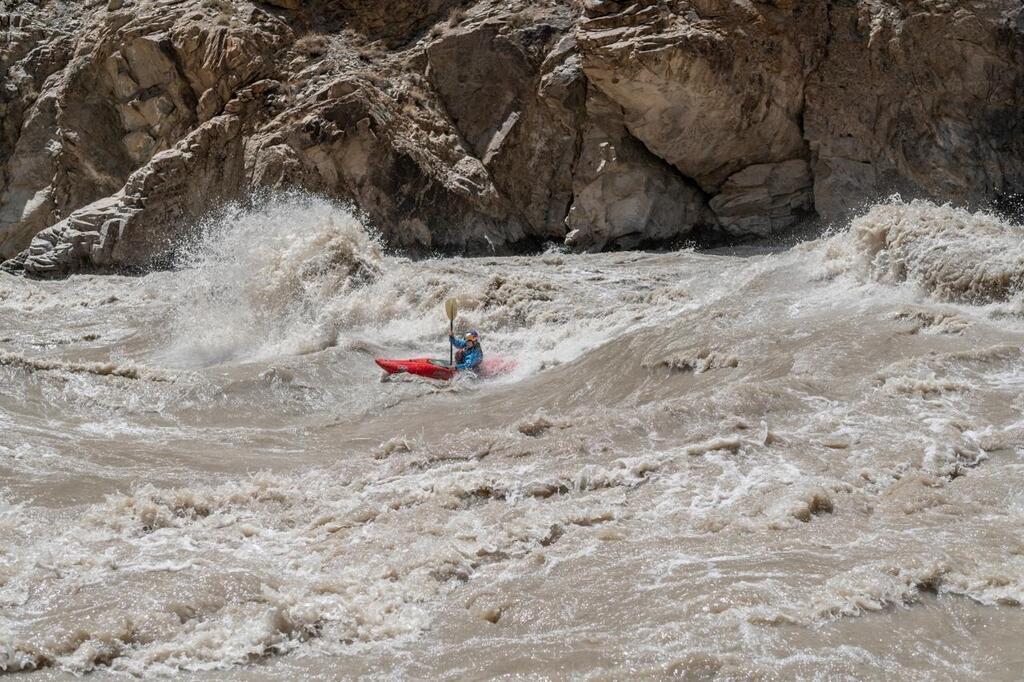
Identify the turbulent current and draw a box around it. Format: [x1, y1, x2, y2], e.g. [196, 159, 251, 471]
[2, 196, 1024, 679]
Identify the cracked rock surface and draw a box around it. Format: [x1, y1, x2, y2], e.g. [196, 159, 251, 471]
[1, 0, 1021, 275]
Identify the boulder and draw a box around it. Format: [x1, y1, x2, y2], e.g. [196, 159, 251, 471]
[709, 160, 813, 238]
[18, 112, 248, 276]
[566, 89, 712, 250]
[577, 0, 825, 192]
[13, 76, 289, 277]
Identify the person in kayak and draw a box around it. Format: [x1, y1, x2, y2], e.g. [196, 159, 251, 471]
[449, 330, 483, 371]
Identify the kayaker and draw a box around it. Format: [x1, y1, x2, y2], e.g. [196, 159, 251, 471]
[449, 330, 483, 371]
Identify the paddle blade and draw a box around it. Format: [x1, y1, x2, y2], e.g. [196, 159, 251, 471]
[445, 298, 458, 321]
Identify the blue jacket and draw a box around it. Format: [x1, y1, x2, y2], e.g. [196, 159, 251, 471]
[450, 336, 483, 370]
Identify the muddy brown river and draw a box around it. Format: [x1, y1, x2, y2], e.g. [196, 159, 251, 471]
[2, 196, 1023, 679]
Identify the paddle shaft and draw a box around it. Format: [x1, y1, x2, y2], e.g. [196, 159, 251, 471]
[445, 298, 458, 368]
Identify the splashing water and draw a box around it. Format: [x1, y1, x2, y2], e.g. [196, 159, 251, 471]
[162, 193, 384, 366]
[820, 197, 1024, 303]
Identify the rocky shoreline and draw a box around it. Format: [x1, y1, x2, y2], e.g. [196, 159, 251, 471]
[1, 0, 1021, 276]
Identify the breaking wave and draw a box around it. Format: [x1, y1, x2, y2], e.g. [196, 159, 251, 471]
[163, 193, 383, 366]
[821, 198, 1024, 304]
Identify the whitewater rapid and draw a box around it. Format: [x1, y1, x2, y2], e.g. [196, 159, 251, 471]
[2, 196, 1024, 678]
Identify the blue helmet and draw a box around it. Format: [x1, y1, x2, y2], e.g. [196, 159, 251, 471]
[465, 330, 480, 341]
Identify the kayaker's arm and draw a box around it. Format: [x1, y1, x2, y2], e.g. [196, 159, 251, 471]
[450, 336, 467, 349]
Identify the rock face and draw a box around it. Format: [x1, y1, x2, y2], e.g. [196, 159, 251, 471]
[577, 0, 1024, 225]
[424, 22, 584, 243]
[21, 104, 254, 275]
[709, 160, 813, 238]
[567, 89, 710, 250]
[0, 0, 1021, 276]
[804, 0, 1024, 218]
[577, 0, 821, 193]
[0, 1, 287, 264]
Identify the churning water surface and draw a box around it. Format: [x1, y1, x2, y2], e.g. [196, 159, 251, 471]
[2, 196, 1024, 679]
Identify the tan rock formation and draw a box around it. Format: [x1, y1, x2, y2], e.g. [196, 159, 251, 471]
[804, 0, 1024, 219]
[709, 160, 813, 238]
[567, 89, 711, 250]
[21, 103, 253, 275]
[577, 0, 824, 192]
[0, 0, 288, 261]
[1, 0, 1022, 276]
[578, 0, 1024, 225]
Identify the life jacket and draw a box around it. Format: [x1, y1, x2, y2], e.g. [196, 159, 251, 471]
[456, 343, 481, 363]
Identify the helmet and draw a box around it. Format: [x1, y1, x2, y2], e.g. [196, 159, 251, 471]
[465, 330, 479, 341]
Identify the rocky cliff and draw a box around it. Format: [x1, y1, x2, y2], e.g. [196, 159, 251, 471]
[1, 0, 1021, 276]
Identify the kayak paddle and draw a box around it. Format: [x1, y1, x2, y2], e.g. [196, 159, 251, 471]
[445, 298, 458, 367]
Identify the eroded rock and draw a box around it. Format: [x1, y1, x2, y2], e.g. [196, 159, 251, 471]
[709, 160, 813, 238]
[0, 1, 287, 260]
[805, 1, 1024, 220]
[1, 0, 1022, 275]
[566, 90, 712, 250]
[577, 0, 824, 192]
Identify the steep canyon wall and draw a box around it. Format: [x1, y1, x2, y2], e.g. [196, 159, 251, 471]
[0, 0, 1021, 275]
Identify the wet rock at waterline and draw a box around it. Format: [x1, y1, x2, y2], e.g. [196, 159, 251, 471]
[2, 0, 1022, 274]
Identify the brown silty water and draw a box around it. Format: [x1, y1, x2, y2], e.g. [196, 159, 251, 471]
[1, 196, 1023, 679]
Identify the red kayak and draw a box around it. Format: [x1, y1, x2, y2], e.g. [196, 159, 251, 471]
[375, 358, 456, 381]
[375, 357, 517, 381]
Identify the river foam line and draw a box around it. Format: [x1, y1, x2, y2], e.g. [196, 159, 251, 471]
[0, 351, 172, 382]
